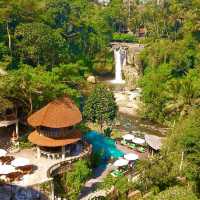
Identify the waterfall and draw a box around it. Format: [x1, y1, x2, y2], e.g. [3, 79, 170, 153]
[111, 47, 126, 84]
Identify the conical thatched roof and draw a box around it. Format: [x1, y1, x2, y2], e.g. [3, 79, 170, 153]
[28, 97, 82, 128]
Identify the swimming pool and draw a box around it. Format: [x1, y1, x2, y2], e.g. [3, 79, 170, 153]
[84, 131, 124, 161]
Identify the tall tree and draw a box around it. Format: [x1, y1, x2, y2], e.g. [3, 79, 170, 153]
[83, 85, 117, 131]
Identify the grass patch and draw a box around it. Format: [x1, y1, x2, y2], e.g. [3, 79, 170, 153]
[112, 33, 138, 43]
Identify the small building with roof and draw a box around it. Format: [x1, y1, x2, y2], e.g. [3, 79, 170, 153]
[28, 97, 84, 160]
[145, 134, 164, 155]
[0, 98, 19, 148]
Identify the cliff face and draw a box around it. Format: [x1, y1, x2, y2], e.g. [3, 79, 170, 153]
[123, 43, 144, 90]
[112, 43, 144, 90]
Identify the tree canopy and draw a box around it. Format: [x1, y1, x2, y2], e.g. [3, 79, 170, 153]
[83, 84, 117, 131]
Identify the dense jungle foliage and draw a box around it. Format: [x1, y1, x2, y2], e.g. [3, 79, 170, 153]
[136, 0, 200, 125]
[0, 0, 200, 199]
[0, 0, 129, 117]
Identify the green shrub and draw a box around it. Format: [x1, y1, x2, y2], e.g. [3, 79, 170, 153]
[54, 160, 92, 200]
[76, 123, 90, 134]
[153, 186, 198, 200]
[90, 149, 105, 168]
[103, 127, 112, 137]
[99, 175, 135, 200]
[19, 134, 33, 149]
[111, 129, 122, 139]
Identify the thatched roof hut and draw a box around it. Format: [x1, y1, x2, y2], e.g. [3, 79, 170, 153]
[145, 134, 164, 151]
[27, 97, 83, 159]
[28, 97, 82, 128]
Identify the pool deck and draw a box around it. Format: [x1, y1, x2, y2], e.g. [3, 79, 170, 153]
[9, 148, 59, 186]
[8, 147, 87, 187]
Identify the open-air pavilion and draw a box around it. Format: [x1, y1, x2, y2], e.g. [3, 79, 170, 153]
[0, 99, 19, 150]
[145, 134, 164, 156]
[28, 97, 84, 160]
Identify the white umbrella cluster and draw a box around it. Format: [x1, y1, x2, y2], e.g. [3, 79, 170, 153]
[124, 153, 139, 161]
[132, 138, 145, 145]
[0, 149, 7, 157]
[113, 153, 139, 168]
[122, 134, 134, 141]
[0, 165, 15, 174]
[122, 134, 145, 145]
[113, 158, 129, 167]
[11, 157, 30, 167]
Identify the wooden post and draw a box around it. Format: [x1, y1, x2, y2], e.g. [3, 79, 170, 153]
[179, 151, 184, 172]
[151, 148, 154, 157]
[15, 120, 19, 136]
[62, 146, 65, 161]
[37, 146, 41, 159]
[50, 179, 55, 200]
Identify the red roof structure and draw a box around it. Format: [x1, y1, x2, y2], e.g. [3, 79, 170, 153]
[28, 97, 82, 128]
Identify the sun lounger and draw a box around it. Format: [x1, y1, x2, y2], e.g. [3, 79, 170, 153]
[6, 172, 23, 182]
[16, 165, 33, 175]
[137, 147, 145, 153]
[111, 170, 124, 177]
[0, 156, 14, 165]
[121, 140, 127, 146]
[128, 143, 136, 149]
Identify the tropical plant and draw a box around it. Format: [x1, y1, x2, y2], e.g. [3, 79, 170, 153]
[99, 175, 134, 200]
[135, 109, 200, 196]
[54, 160, 92, 200]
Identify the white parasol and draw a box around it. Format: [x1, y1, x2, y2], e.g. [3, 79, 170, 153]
[132, 137, 145, 145]
[11, 157, 30, 167]
[0, 149, 7, 157]
[122, 134, 134, 141]
[124, 153, 139, 161]
[113, 158, 129, 167]
[0, 165, 15, 174]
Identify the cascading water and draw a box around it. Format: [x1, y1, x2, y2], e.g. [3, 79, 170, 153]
[111, 47, 126, 84]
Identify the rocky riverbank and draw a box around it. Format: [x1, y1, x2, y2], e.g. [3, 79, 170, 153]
[114, 88, 141, 117]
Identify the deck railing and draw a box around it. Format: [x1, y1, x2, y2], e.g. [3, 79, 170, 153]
[47, 142, 92, 177]
[0, 113, 17, 121]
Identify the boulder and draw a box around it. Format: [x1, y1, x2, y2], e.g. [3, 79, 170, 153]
[143, 191, 154, 199]
[87, 75, 96, 84]
[128, 190, 142, 200]
[177, 176, 187, 184]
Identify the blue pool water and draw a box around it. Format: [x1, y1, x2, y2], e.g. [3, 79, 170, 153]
[84, 131, 124, 161]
